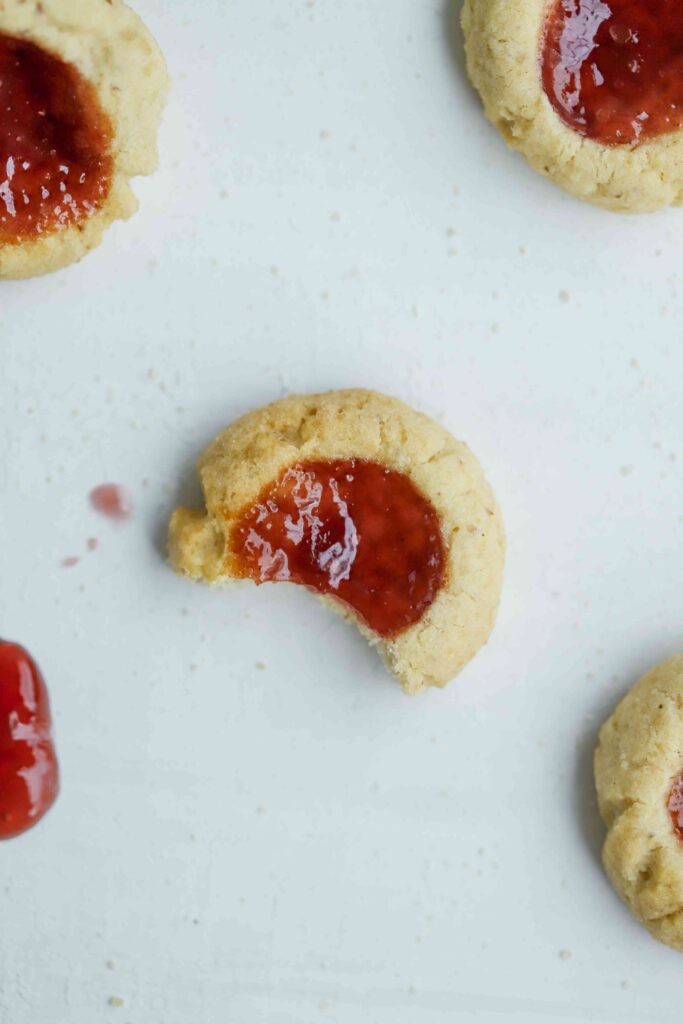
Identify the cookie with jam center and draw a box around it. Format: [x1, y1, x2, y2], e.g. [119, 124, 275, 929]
[0, 0, 168, 278]
[595, 654, 683, 951]
[462, 0, 683, 212]
[168, 389, 505, 694]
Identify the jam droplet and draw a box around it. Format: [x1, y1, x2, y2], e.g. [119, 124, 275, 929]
[89, 484, 132, 520]
[541, 0, 683, 145]
[668, 772, 683, 841]
[0, 33, 113, 242]
[230, 460, 446, 639]
[0, 641, 59, 840]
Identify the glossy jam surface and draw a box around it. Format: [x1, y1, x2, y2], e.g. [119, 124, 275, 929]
[0, 34, 113, 242]
[668, 772, 683, 841]
[0, 641, 59, 840]
[541, 0, 683, 145]
[230, 460, 446, 639]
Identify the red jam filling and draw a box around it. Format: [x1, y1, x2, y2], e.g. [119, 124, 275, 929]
[0, 34, 113, 242]
[668, 772, 683, 841]
[0, 641, 59, 840]
[229, 459, 446, 639]
[541, 0, 683, 145]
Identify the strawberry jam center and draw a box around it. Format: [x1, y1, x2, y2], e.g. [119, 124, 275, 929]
[668, 772, 683, 841]
[541, 0, 683, 145]
[230, 460, 446, 639]
[0, 640, 59, 840]
[0, 33, 113, 242]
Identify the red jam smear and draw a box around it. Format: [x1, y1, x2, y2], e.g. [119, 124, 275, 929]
[0, 34, 113, 242]
[0, 641, 59, 840]
[89, 484, 132, 520]
[541, 0, 683, 145]
[230, 459, 446, 639]
[668, 772, 683, 841]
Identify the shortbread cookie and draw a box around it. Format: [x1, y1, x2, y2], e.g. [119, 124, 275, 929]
[462, 0, 683, 212]
[0, 0, 168, 278]
[169, 389, 505, 694]
[595, 655, 683, 951]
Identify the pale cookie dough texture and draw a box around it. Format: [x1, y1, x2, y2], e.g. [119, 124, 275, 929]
[595, 655, 683, 951]
[0, 0, 168, 278]
[461, 0, 683, 213]
[169, 389, 505, 694]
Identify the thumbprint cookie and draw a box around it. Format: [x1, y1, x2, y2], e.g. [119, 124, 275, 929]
[596, 655, 683, 950]
[169, 389, 505, 694]
[462, 0, 683, 212]
[0, 0, 168, 278]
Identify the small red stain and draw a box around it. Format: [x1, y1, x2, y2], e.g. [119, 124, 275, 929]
[89, 484, 132, 520]
[61, 556, 79, 569]
[86, 537, 98, 551]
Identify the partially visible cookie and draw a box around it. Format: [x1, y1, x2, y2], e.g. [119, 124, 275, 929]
[595, 655, 683, 951]
[0, 0, 168, 278]
[169, 389, 505, 694]
[462, 0, 683, 212]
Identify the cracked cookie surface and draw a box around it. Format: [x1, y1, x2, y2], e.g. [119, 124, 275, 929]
[595, 654, 683, 950]
[169, 389, 505, 694]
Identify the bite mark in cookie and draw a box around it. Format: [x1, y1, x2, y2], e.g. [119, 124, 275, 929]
[168, 389, 505, 694]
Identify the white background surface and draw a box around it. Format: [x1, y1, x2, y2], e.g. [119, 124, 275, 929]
[1, 1, 683, 1021]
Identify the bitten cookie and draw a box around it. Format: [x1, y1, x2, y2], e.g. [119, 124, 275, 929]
[595, 655, 683, 951]
[169, 389, 505, 694]
[462, 0, 683, 212]
[0, 0, 168, 278]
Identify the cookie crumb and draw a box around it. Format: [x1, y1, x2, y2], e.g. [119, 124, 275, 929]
[108, 996, 124, 1008]
[105, 959, 116, 970]
[558, 949, 572, 960]
[559, 289, 570, 303]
